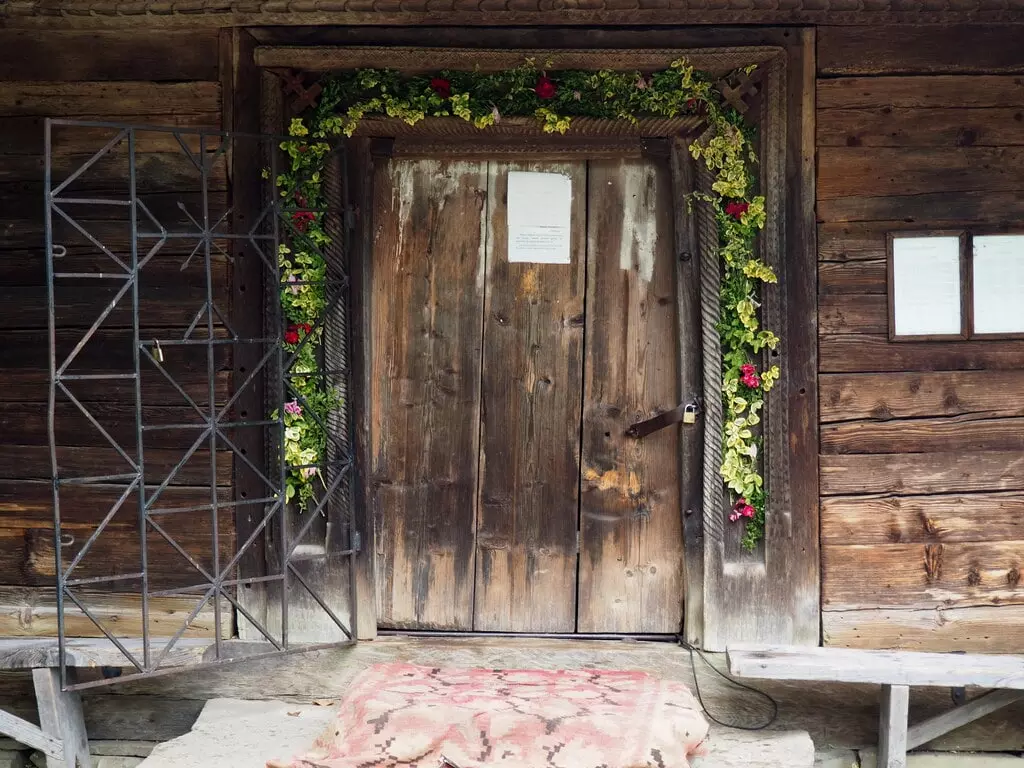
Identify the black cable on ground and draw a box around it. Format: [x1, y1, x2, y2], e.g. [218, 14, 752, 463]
[677, 635, 779, 731]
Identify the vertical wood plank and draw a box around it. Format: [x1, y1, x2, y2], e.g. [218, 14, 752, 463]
[226, 29, 268, 642]
[345, 138, 379, 640]
[578, 157, 684, 633]
[879, 683, 910, 768]
[672, 143, 706, 647]
[371, 158, 487, 630]
[32, 668, 91, 768]
[474, 161, 586, 633]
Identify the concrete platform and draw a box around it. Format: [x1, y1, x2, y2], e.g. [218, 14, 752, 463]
[138, 696, 815, 768]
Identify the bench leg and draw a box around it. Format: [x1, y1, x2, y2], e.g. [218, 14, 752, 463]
[879, 683, 910, 768]
[32, 669, 92, 768]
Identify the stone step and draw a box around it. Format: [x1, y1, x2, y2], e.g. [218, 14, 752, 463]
[139, 698, 814, 768]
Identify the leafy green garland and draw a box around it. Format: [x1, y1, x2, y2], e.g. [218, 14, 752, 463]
[274, 59, 779, 548]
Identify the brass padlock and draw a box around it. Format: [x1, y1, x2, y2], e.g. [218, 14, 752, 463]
[682, 403, 698, 424]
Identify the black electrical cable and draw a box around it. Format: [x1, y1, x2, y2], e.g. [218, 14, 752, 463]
[676, 635, 779, 731]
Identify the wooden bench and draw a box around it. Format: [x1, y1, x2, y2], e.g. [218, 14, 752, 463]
[727, 644, 1024, 768]
[0, 638, 226, 768]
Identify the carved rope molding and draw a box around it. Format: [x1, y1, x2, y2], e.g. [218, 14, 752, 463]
[3, 0, 1024, 27]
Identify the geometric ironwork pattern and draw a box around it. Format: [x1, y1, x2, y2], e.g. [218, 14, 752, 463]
[45, 119, 358, 691]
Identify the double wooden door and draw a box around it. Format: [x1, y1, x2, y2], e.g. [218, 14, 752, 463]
[369, 153, 685, 634]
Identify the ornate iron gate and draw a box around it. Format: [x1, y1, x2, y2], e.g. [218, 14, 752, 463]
[45, 119, 359, 690]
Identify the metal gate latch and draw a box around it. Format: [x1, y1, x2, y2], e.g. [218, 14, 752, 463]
[625, 400, 701, 439]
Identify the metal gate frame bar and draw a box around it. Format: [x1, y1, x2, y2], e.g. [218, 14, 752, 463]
[45, 118, 359, 691]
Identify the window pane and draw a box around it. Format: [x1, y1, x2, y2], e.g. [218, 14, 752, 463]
[973, 235, 1024, 335]
[891, 235, 962, 337]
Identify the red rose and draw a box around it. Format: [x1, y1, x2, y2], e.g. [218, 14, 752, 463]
[430, 78, 452, 99]
[283, 329, 300, 345]
[535, 76, 557, 100]
[725, 201, 750, 220]
[299, 323, 313, 335]
[686, 99, 697, 110]
[740, 363, 756, 377]
[292, 211, 316, 232]
[741, 504, 756, 519]
[298, 145, 308, 153]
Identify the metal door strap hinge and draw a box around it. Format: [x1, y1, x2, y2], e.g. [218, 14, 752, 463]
[352, 531, 362, 553]
[626, 400, 701, 439]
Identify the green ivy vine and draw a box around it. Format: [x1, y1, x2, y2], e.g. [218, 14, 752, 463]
[274, 59, 779, 547]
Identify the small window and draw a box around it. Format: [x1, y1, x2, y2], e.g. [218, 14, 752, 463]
[972, 235, 1024, 336]
[887, 232, 967, 341]
[887, 231, 1024, 341]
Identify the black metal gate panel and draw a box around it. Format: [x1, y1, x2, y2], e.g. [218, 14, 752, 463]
[44, 119, 359, 690]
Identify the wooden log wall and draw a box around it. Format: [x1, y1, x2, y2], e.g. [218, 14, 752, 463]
[0, 31, 232, 638]
[817, 25, 1024, 652]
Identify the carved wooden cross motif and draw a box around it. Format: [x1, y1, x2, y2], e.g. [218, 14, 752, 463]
[716, 69, 762, 115]
[270, 68, 324, 113]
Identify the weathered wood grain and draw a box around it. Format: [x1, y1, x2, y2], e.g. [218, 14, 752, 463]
[818, 107, 1024, 149]
[0, 446, 232, 486]
[577, 158, 683, 634]
[820, 371, 1024, 422]
[818, 223, 889, 262]
[820, 335, 1024, 373]
[0, 587, 228, 638]
[821, 492, 1024, 545]
[0, 31, 220, 82]
[0, 369, 230, 406]
[818, 293, 887, 334]
[369, 158, 487, 631]
[820, 451, 1024, 496]
[0, 521, 234, 591]
[0, 151, 228, 192]
[819, 147, 1024, 200]
[817, 76, 1024, 110]
[32, 668, 89, 767]
[474, 160, 586, 633]
[819, 260, 886, 294]
[3, 280, 224, 331]
[728, 643, 1024, 688]
[0, 115, 221, 157]
[0, 707, 61, 761]
[3, 402, 229, 451]
[821, 415, 1024, 455]
[0, 482, 232, 526]
[817, 26, 1024, 76]
[0, 82, 221, 117]
[823, 605, 1024, 653]
[823, 541, 1024, 610]
[878, 683, 909, 768]
[906, 690, 1024, 751]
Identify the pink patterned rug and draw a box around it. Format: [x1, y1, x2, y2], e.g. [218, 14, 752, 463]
[269, 662, 710, 768]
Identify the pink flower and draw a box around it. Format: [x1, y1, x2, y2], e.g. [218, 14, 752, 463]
[287, 274, 300, 295]
[300, 466, 318, 480]
[535, 76, 557, 100]
[725, 201, 750, 220]
[729, 512, 740, 522]
[491, 105, 502, 123]
[636, 75, 649, 90]
[740, 365, 761, 388]
[284, 400, 302, 417]
[741, 505, 756, 519]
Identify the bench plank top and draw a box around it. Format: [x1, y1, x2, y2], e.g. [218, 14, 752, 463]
[0, 638, 223, 670]
[728, 644, 1024, 689]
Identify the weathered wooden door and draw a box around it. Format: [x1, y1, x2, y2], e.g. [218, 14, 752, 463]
[370, 153, 686, 634]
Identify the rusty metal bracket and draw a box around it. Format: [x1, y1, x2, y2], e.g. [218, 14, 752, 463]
[626, 399, 702, 439]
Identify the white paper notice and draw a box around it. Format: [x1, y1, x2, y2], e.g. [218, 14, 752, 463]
[973, 234, 1024, 334]
[891, 236, 962, 337]
[507, 171, 572, 264]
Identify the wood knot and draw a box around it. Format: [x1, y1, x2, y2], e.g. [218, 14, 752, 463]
[919, 513, 938, 536]
[967, 566, 982, 587]
[923, 544, 943, 583]
[1008, 568, 1021, 588]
